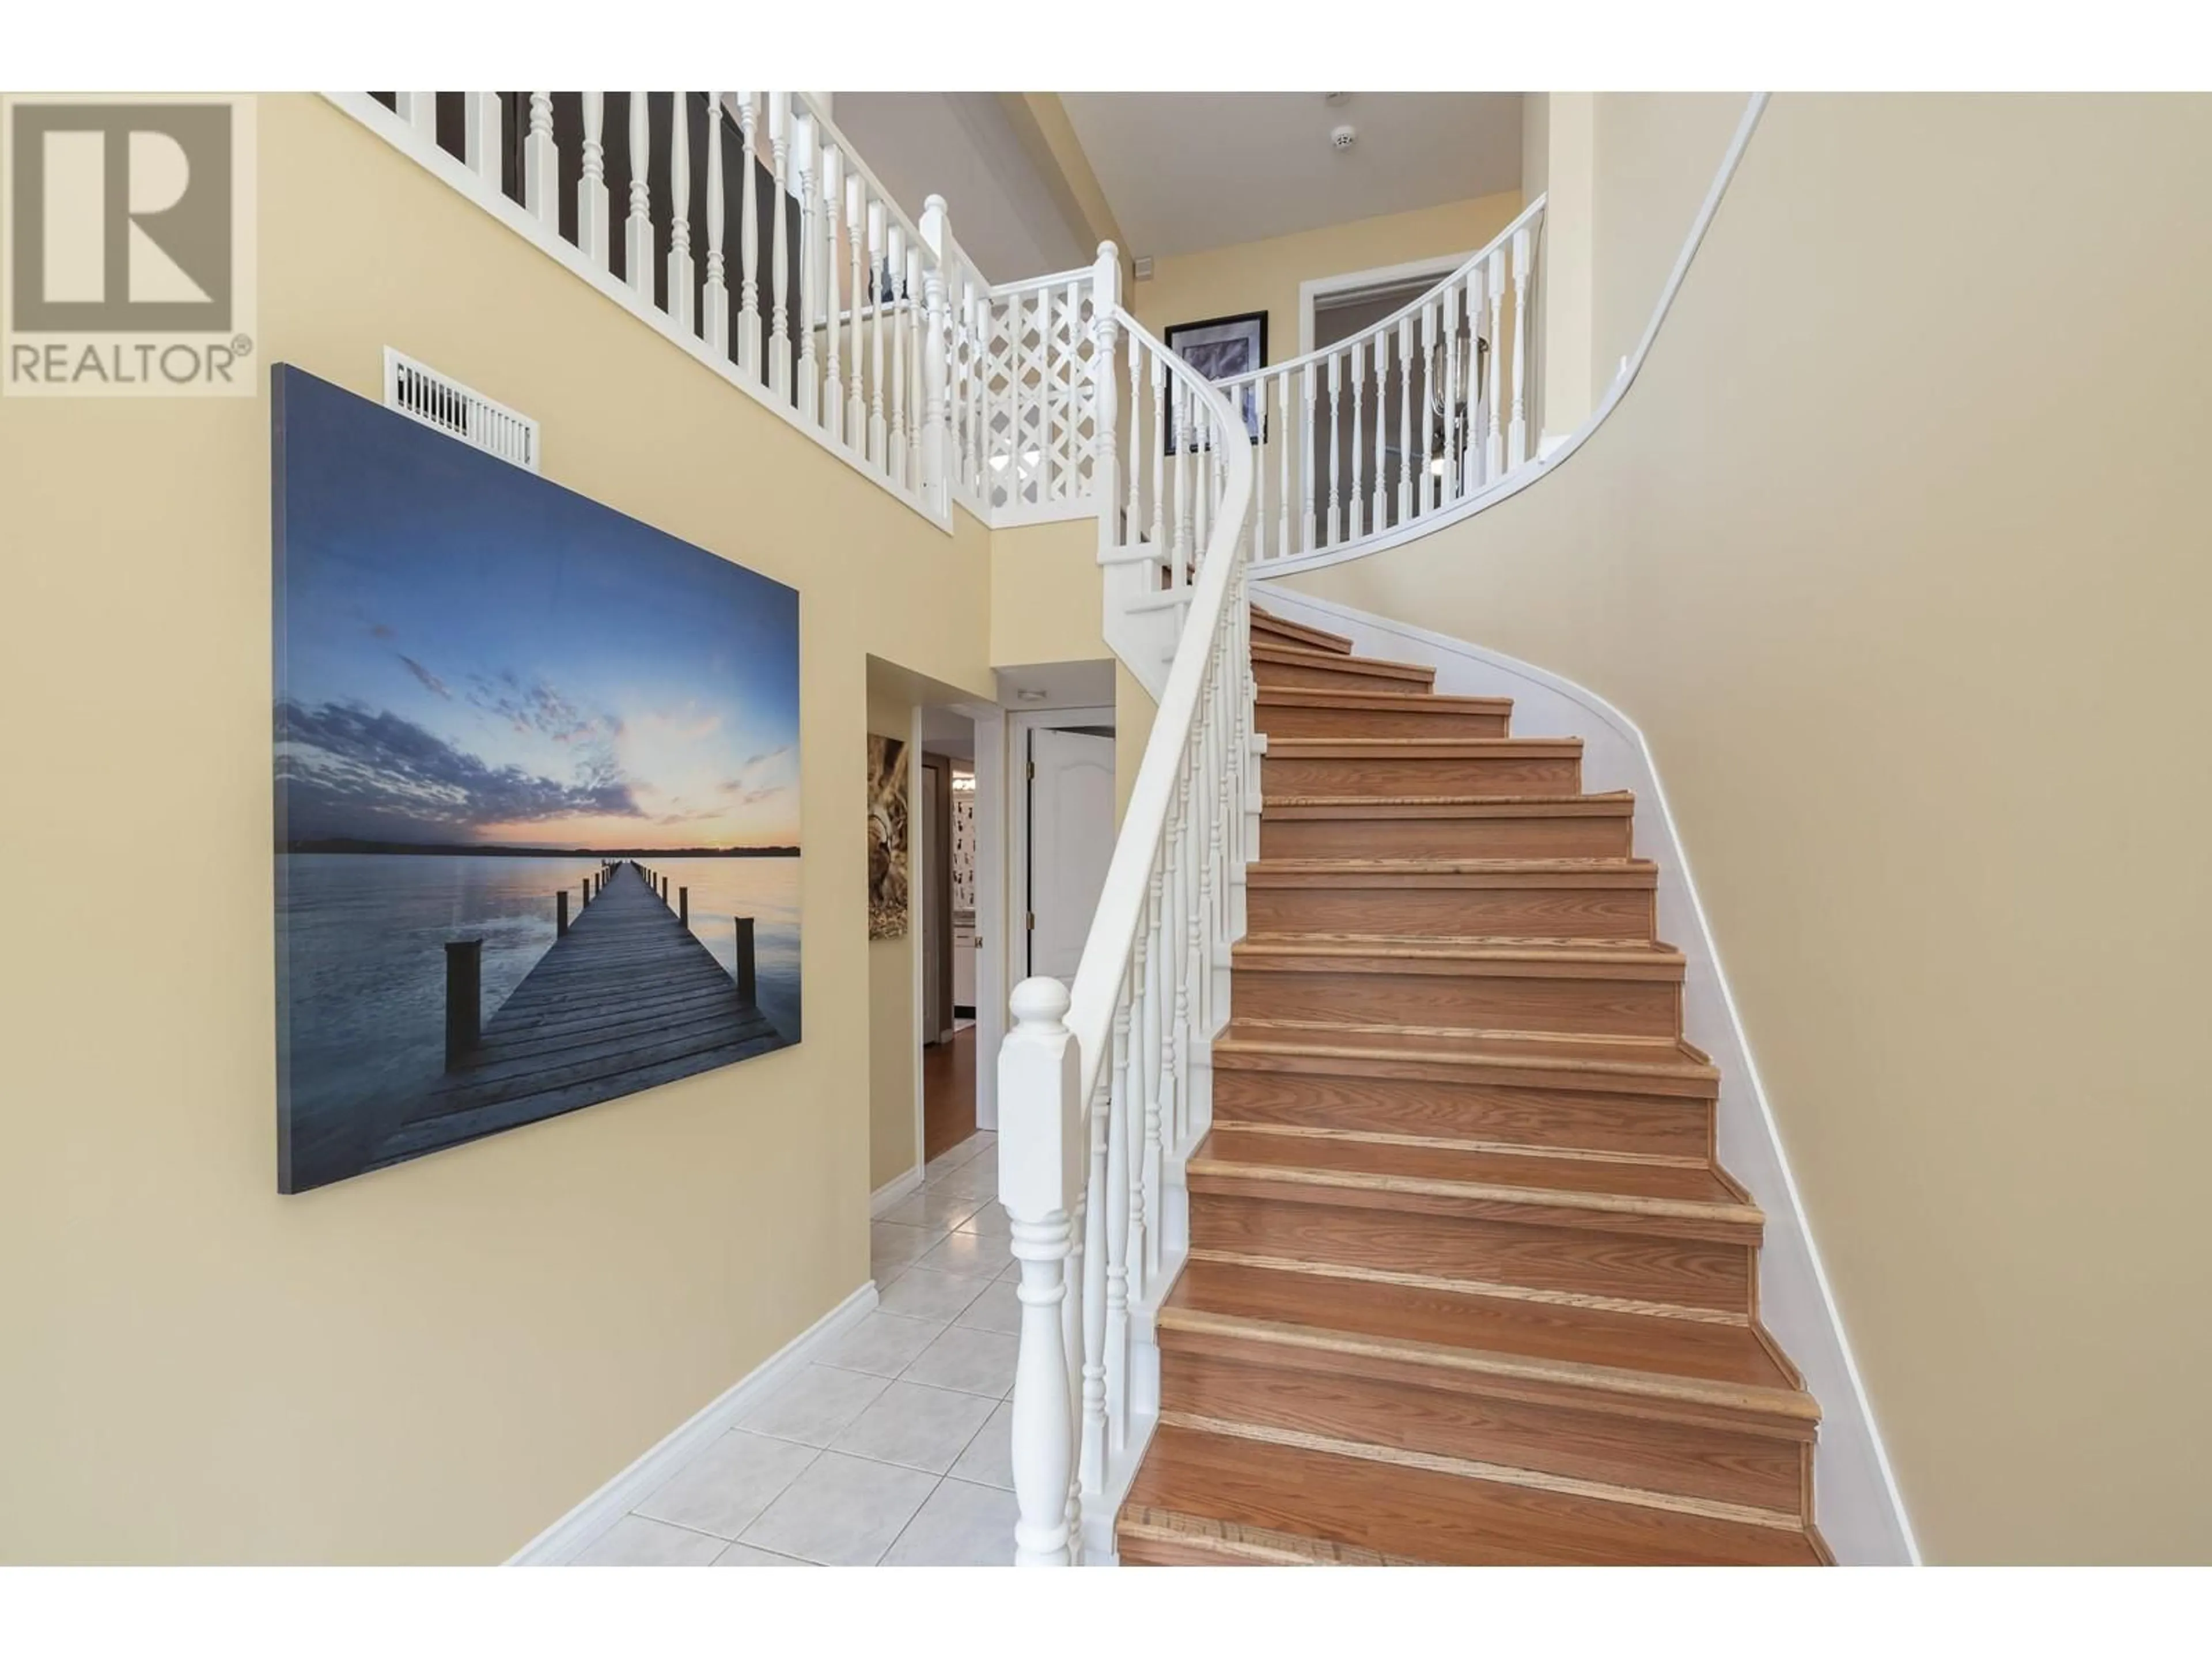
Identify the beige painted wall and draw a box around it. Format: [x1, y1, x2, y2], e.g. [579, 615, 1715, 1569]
[0, 94, 995, 1565]
[1131, 191, 1524, 363]
[989, 517, 1104, 669]
[1286, 92, 2212, 1563]
[1589, 93, 1745, 402]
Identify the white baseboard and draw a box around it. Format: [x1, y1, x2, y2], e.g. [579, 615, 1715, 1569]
[870, 1165, 925, 1218]
[507, 1279, 879, 1565]
[1248, 582, 1922, 1567]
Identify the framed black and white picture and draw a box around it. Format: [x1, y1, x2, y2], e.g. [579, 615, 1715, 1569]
[1164, 309, 1267, 449]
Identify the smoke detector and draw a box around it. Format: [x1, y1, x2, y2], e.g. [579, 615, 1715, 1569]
[1330, 124, 1357, 153]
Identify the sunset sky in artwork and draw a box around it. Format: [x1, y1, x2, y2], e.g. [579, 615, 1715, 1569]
[274, 369, 801, 851]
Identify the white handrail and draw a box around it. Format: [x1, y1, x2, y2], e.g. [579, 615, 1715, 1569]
[997, 248, 1257, 1564]
[1213, 194, 1546, 394]
[1185, 194, 1546, 566]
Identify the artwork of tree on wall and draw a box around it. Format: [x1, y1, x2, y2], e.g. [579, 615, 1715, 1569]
[272, 365, 802, 1194]
[866, 734, 909, 940]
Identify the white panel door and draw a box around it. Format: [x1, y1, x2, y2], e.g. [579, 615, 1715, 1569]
[1028, 727, 1117, 982]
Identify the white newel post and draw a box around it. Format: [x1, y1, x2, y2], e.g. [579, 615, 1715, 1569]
[999, 977, 1081, 1567]
[919, 196, 953, 517]
[1091, 243, 1122, 556]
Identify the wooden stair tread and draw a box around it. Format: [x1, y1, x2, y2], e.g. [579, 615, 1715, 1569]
[1218, 1020, 1719, 1082]
[1162, 1258, 1810, 1404]
[1117, 1504, 1426, 1566]
[1251, 857, 1655, 880]
[1233, 937, 1685, 974]
[1124, 1425, 1827, 1566]
[1251, 641, 1433, 683]
[1194, 1127, 1751, 1213]
[1255, 685, 1510, 714]
[1263, 791, 1633, 813]
[1248, 607, 1355, 656]
[1267, 736, 1580, 755]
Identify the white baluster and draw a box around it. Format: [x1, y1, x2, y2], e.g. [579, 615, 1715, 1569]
[461, 92, 502, 187]
[845, 171, 866, 448]
[1140, 868, 1165, 1285]
[1509, 223, 1532, 468]
[1326, 355, 1342, 546]
[794, 115, 819, 422]
[1301, 362, 1318, 554]
[1485, 247, 1506, 480]
[1349, 338, 1366, 542]
[888, 224, 908, 486]
[1275, 372, 1291, 560]
[1397, 313, 1414, 528]
[1373, 334, 1389, 536]
[907, 245, 926, 488]
[625, 93, 653, 301]
[521, 93, 558, 228]
[396, 92, 437, 142]
[578, 93, 609, 270]
[1079, 1063, 1108, 1497]
[868, 201, 888, 468]
[999, 978, 1078, 1568]
[768, 94, 792, 400]
[820, 143, 843, 441]
[1149, 347, 1168, 555]
[703, 95, 729, 358]
[1418, 300, 1435, 512]
[737, 92, 762, 378]
[666, 94, 693, 334]
[1452, 271, 1472, 490]
[1104, 994, 1132, 1455]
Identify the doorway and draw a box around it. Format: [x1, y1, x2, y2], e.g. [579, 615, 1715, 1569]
[1305, 261, 1487, 540]
[918, 710, 979, 1162]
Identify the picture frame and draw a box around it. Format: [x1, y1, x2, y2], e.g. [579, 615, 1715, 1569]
[1164, 309, 1268, 450]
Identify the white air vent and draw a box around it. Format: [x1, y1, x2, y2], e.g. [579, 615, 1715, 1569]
[1132, 255, 1154, 282]
[382, 349, 539, 472]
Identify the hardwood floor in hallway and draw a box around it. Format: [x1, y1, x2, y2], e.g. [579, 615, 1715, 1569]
[923, 1026, 977, 1164]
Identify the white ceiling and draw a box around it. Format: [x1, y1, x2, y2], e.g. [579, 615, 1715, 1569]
[1058, 93, 1525, 259]
[827, 93, 1093, 284]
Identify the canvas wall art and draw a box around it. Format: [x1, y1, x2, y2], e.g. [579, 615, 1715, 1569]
[272, 365, 802, 1194]
[866, 733, 908, 940]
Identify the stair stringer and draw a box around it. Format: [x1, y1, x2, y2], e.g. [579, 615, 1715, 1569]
[1100, 543, 1183, 699]
[1243, 579, 1922, 1569]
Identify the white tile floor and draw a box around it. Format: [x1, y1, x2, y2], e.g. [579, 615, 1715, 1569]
[575, 1131, 1018, 1568]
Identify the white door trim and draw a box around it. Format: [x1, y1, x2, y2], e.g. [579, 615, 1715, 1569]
[1298, 251, 1476, 358]
[908, 707, 926, 1180]
[949, 700, 1006, 1131]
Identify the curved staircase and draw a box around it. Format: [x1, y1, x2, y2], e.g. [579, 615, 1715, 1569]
[1115, 607, 1831, 1566]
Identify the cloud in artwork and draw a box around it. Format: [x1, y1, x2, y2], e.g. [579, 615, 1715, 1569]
[275, 698, 643, 843]
[398, 654, 452, 698]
